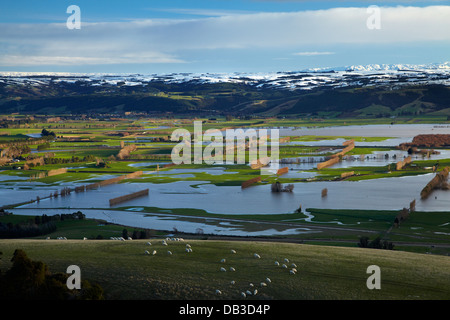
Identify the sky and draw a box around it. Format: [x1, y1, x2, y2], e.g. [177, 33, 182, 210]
[0, 0, 449, 74]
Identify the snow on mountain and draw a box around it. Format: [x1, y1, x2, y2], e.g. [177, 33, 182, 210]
[1, 62, 449, 90]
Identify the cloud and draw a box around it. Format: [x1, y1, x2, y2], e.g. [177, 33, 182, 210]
[293, 51, 335, 56]
[0, 5, 449, 67]
[0, 53, 185, 67]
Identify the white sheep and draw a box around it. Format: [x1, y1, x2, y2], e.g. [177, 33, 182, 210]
[167, 251, 172, 255]
[260, 282, 267, 287]
[274, 261, 280, 266]
[266, 277, 271, 283]
[282, 264, 287, 269]
[241, 292, 247, 298]
[290, 269, 296, 275]
[83, 237, 87, 240]
[291, 268, 297, 273]
[291, 263, 297, 268]
[253, 289, 258, 295]
[220, 258, 226, 263]
[186, 244, 191, 248]
[254, 253, 261, 259]
[147, 241, 152, 245]
[229, 267, 236, 272]
[231, 280, 236, 285]
[152, 250, 157, 255]
[128, 237, 132, 240]
[231, 249, 236, 254]
[220, 267, 226, 272]
[284, 258, 289, 263]
[215, 290, 222, 295]
[246, 290, 252, 296]
[144, 250, 150, 255]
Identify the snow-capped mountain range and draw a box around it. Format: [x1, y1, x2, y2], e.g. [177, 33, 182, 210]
[1, 62, 449, 91]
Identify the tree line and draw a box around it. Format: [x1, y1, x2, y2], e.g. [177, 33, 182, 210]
[0, 212, 85, 238]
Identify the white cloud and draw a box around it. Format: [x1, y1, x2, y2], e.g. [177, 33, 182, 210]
[0, 5, 449, 67]
[293, 52, 335, 56]
[0, 53, 185, 67]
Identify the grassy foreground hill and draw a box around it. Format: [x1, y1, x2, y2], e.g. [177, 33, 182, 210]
[0, 238, 448, 300]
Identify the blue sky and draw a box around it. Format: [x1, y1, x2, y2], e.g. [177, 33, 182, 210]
[0, 0, 449, 74]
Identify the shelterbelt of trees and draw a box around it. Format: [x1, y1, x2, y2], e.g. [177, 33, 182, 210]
[0, 211, 85, 238]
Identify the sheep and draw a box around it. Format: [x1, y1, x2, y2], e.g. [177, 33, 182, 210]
[254, 253, 261, 259]
[253, 289, 258, 296]
[147, 241, 152, 245]
[186, 244, 191, 248]
[241, 292, 247, 298]
[167, 251, 172, 255]
[245, 290, 252, 296]
[220, 258, 226, 263]
[291, 263, 297, 268]
[83, 237, 87, 240]
[185, 248, 192, 253]
[274, 261, 280, 266]
[231, 249, 236, 254]
[249, 283, 254, 287]
[152, 250, 157, 255]
[229, 267, 236, 272]
[260, 282, 267, 287]
[266, 277, 271, 283]
[291, 268, 297, 273]
[282, 264, 287, 269]
[284, 258, 289, 263]
[144, 250, 150, 255]
[231, 280, 236, 285]
[290, 269, 296, 275]
[220, 267, 226, 272]
[215, 290, 222, 295]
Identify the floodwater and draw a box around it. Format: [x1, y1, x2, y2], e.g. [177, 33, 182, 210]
[8, 173, 449, 213]
[8, 207, 317, 237]
[281, 123, 450, 138]
[2, 123, 450, 236]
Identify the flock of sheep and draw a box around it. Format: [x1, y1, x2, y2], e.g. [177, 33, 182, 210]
[141, 237, 298, 299]
[48, 235, 299, 298]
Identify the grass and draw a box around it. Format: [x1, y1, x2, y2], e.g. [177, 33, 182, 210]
[0, 238, 448, 300]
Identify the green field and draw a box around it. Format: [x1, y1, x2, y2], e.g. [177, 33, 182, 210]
[0, 238, 449, 300]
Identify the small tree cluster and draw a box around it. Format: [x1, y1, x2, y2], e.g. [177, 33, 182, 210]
[358, 236, 394, 250]
[0, 249, 104, 300]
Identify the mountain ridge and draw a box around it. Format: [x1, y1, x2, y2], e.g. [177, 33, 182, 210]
[0, 63, 448, 118]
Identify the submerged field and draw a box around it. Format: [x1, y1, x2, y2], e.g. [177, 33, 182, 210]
[0, 238, 449, 300]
